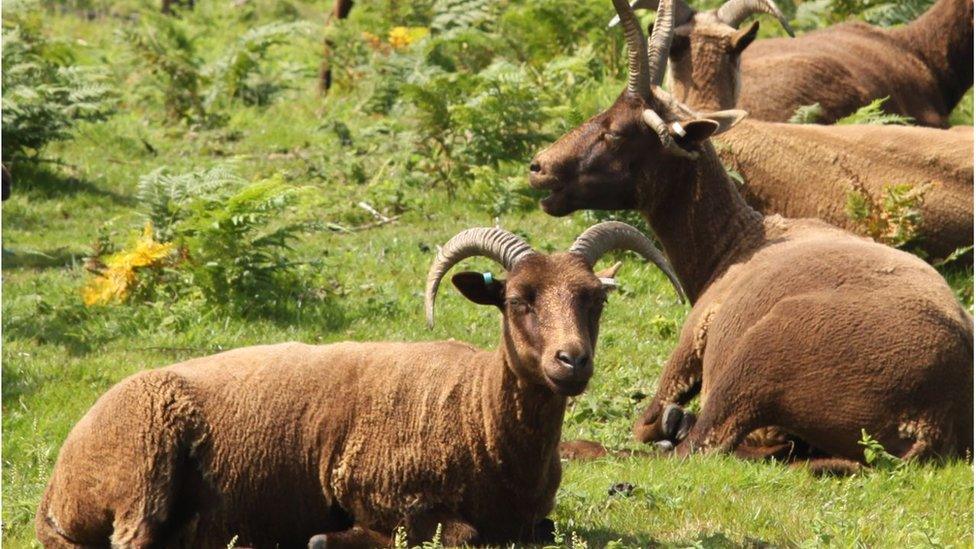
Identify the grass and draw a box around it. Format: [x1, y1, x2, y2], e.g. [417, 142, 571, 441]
[2, 0, 973, 547]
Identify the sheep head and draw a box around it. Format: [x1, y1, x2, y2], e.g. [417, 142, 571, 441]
[425, 222, 683, 396]
[613, 0, 794, 110]
[529, 0, 747, 217]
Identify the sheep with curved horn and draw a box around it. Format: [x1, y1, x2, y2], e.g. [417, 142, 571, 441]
[663, 0, 971, 126]
[36, 223, 682, 548]
[660, 0, 972, 260]
[529, 0, 972, 472]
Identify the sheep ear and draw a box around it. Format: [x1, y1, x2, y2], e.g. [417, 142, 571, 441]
[451, 272, 505, 307]
[699, 109, 748, 135]
[595, 262, 623, 290]
[731, 20, 759, 54]
[676, 109, 747, 145]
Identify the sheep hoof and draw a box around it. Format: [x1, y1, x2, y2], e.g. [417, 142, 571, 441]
[653, 440, 675, 453]
[532, 518, 556, 543]
[675, 412, 697, 441]
[308, 534, 330, 549]
[661, 403, 683, 439]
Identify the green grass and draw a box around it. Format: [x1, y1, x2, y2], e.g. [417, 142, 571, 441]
[2, 0, 973, 547]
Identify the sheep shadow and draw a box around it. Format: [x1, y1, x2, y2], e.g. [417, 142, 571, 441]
[7, 161, 134, 205]
[2, 246, 83, 270]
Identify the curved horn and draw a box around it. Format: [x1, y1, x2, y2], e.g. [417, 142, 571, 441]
[609, 0, 695, 28]
[568, 221, 686, 302]
[424, 228, 535, 328]
[647, 0, 675, 86]
[716, 0, 794, 36]
[611, 0, 651, 100]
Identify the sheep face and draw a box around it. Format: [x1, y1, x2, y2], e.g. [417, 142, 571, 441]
[452, 253, 617, 396]
[528, 93, 654, 217]
[529, 91, 739, 217]
[669, 16, 758, 111]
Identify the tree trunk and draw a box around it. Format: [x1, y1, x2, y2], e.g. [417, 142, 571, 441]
[319, 0, 355, 92]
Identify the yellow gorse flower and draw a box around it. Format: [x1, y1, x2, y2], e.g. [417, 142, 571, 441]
[82, 222, 175, 306]
[388, 26, 428, 49]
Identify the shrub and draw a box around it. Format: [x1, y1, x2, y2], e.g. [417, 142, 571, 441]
[137, 165, 244, 241]
[117, 12, 206, 123]
[497, 0, 619, 69]
[794, 0, 933, 29]
[120, 15, 311, 124]
[179, 176, 310, 316]
[831, 0, 933, 26]
[858, 429, 903, 470]
[205, 21, 316, 109]
[403, 61, 549, 191]
[87, 167, 320, 318]
[837, 96, 913, 125]
[452, 61, 549, 165]
[2, 1, 115, 164]
[82, 222, 176, 306]
[465, 163, 539, 217]
[845, 181, 930, 248]
[788, 103, 825, 124]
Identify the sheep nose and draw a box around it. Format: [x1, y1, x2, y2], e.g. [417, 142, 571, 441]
[556, 351, 589, 370]
[529, 160, 543, 173]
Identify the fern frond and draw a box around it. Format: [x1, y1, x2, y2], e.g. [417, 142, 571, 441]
[837, 97, 913, 125]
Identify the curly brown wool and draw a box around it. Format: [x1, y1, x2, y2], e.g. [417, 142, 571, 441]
[658, 0, 973, 260]
[530, 0, 973, 471]
[35, 225, 679, 548]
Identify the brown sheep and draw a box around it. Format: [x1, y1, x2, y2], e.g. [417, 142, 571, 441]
[35, 223, 682, 548]
[529, 0, 973, 469]
[738, 0, 973, 126]
[654, 0, 974, 260]
[618, 0, 973, 126]
[714, 122, 973, 260]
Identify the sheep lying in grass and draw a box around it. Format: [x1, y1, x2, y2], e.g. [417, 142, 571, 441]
[648, 0, 973, 260]
[35, 222, 682, 548]
[617, 0, 973, 126]
[530, 0, 973, 470]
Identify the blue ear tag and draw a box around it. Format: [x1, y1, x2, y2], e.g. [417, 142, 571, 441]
[483, 272, 493, 285]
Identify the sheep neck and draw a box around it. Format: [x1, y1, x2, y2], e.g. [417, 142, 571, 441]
[639, 142, 765, 303]
[480, 348, 566, 476]
[892, 0, 973, 110]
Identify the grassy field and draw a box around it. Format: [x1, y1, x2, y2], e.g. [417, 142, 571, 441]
[2, 0, 973, 546]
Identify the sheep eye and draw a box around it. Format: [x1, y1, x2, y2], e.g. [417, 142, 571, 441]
[506, 297, 530, 311]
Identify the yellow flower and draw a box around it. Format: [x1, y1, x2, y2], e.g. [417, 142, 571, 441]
[108, 222, 175, 269]
[82, 267, 136, 306]
[82, 222, 174, 306]
[388, 26, 428, 49]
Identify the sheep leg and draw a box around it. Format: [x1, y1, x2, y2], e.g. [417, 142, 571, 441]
[529, 518, 556, 544]
[307, 526, 391, 549]
[790, 458, 863, 476]
[673, 370, 763, 457]
[633, 342, 703, 444]
[37, 371, 205, 548]
[406, 512, 478, 546]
